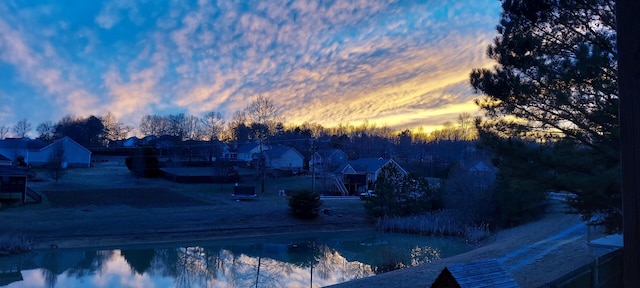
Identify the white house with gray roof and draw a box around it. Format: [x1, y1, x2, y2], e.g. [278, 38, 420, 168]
[0, 137, 91, 168]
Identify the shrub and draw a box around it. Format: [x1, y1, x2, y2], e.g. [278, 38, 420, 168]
[288, 190, 322, 219]
[125, 147, 161, 178]
[364, 165, 441, 218]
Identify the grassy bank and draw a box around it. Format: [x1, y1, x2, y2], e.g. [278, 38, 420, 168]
[0, 234, 32, 256]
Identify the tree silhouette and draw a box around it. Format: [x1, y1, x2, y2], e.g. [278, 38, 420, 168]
[470, 0, 620, 231]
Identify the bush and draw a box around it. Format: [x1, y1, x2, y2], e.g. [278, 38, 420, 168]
[288, 190, 322, 219]
[125, 147, 161, 178]
[364, 165, 441, 218]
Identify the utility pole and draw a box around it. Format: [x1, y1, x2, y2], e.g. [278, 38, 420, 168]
[311, 138, 316, 193]
[260, 137, 266, 194]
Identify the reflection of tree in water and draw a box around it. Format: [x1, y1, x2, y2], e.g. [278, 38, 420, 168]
[30, 239, 390, 287]
[372, 245, 441, 274]
[287, 241, 321, 268]
[121, 249, 155, 275]
[410, 246, 440, 266]
[314, 245, 374, 282]
[40, 268, 57, 288]
[153, 246, 220, 288]
[67, 250, 115, 277]
[41, 249, 116, 288]
[316, 246, 373, 283]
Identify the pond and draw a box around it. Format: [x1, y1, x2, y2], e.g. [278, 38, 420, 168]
[0, 231, 472, 288]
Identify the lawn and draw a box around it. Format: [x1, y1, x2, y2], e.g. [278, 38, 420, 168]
[29, 163, 318, 207]
[1, 161, 369, 252]
[43, 187, 208, 208]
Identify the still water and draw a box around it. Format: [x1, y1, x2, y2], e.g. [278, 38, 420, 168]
[0, 231, 472, 288]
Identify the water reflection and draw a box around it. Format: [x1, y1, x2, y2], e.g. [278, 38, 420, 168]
[0, 232, 471, 288]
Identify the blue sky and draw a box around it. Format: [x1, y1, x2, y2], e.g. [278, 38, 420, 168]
[0, 0, 501, 136]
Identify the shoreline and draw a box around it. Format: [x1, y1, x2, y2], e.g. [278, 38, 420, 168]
[28, 223, 376, 251]
[330, 206, 615, 288]
[2, 201, 613, 288]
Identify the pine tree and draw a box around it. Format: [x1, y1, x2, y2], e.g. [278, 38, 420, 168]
[470, 0, 620, 231]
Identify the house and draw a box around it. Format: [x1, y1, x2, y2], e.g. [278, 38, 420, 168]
[173, 139, 232, 161]
[0, 137, 92, 168]
[0, 138, 48, 164]
[0, 154, 12, 166]
[430, 259, 519, 288]
[264, 145, 304, 170]
[211, 140, 232, 160]
[0, 166, 28, 203]
[335, 158, 408, 195]
[236, 142, 269, 162]
[309, 149, 348, 173]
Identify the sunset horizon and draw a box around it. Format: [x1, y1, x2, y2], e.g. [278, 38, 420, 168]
[0, 0, 501, 137]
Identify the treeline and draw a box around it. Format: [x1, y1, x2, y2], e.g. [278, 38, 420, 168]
[0, 98, 478, 150]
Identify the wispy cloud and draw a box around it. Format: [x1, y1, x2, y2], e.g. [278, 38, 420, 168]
[0, 0, 501, 132]
[0, 7, 101, 122]
[95, 0, 144, 29]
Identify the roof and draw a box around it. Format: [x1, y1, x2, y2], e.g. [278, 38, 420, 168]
[337, 158, 407, 174]
[0, 166, 28, 176]
[237, 142, 260, 153]
[431, 259, 520, 288]
[315, 149, 344, 158]
[0, 138, 49, 150]
[0, 154, 11, 162]
[468, 161, 495, 172]
[264, 145, 302, 159]
[0, 137, 91, 154]
[40, 137, 92, 154]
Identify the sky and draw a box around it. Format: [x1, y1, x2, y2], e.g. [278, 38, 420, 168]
[0, 0, 501, 136]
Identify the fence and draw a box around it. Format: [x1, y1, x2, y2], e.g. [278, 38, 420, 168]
[541, 248, 622, 288]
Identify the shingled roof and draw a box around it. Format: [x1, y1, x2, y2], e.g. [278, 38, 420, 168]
[0, 138, 49, 150]
[431, 259, 520, 288]
[336, 158, 407, 175]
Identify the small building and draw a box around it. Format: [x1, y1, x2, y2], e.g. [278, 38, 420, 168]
[264, 145, 304, 170]
[430, 259, 519, 288]
[236, 142, 269, 162]
[0, 167, 28, 203]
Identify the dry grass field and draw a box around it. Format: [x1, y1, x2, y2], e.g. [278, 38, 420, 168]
[0, 161, 370, 249]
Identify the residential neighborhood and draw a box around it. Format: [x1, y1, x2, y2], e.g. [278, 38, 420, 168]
[0, 0, 629, 287]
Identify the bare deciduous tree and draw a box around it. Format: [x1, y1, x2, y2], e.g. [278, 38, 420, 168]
[47, 142, 66, 183]
[201, 111, 225, 141]
[13, 118, 32, 138]
[102, 112, 131, 143]
[244, 95, 280, 135]
[182, 114, 202, 140]
[36, 121, 55, 141]
[0, 125, 9, 140]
